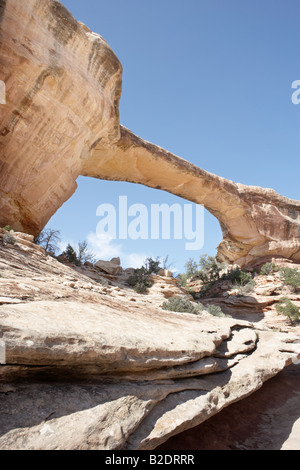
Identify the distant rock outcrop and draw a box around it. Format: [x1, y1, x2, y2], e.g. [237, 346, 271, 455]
[94, 257, 122, 276]
[0, 0, 299, 268]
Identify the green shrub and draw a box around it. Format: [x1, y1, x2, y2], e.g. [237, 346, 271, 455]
[184, 258, 199, 279]
[279, 267, 300, 292]
[144, 256, 161, 274]
[126, 266, 153, 293]
[205, 304, 228, 317]
[198, 254, 226, 283]
[224, 268, 256, 295]
[3, 233, 16, 245]
[126, 256, 169, 293]
[161, 296, 203, 315]
[260, 262, 278, 276]
[221, 267, 238, 282]
[3, 225, 12, 231]
[276, 297, 300, 324]
[64, 243, 78, 264]
[183, 255, 227, 284]
[132, 281, 152, 293]
[177, 272, 188, 287]
[235, 278, 256, 296]
[198, 282, 213, 298]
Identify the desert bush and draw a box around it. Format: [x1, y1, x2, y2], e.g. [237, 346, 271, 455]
[205, 304, 228, 317]
[144, 256, 161, 274]
[276, 297, 300, 324]
[260, 262, 278, 276]
[184, 258, 199, 279]
[223, 268, 251, 285]
[224, 268, 256, 295]
[161, 296, 203, 315]
[177, 272, 188, 287]
[61, 241, 95, 266]
[198, 254, 226, 283]
[126, 256, 170, 293]
[235, 278, 256, 296]
[3, 233, 16, 245]
[126, 266, 153, 293]
[182, 255, 227, 285]
[198, 282, 213, 298]
[279, 267, 300, 292]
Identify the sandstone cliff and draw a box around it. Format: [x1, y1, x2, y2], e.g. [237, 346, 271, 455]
[0, 0, 299, 267]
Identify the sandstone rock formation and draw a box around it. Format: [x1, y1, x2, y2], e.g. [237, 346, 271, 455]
[0, 0, 299, 267]
[94, 257, 122, 276]
[0, 233, 299, 449]
[158, 362, 300, 450]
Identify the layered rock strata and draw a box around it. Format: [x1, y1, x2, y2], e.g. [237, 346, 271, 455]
[0, 0, 299, 266]
[0, 235, 299, 450]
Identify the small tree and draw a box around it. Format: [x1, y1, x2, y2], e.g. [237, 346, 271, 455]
[77, 240, 96, 265]
[177, 272, 188, 287]
[64, 243, 78, 264]
[34, 228, 61, 255]
[184, 258, 199, 278]
[125, 256, 167, 293]
[276, 297, 300, 325]
[183, 254, 227, 284]
[198, 254, 223, 283]
[162, 255, 172, 270]
[126, 265, 153, 293]
[144, 256, 161, 274]
[279, 267, 300, 292]
[260, 262, 278, 276]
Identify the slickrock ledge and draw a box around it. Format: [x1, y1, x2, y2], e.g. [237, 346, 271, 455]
[0, 0, 299, 267]
[0, 235, 299, 450]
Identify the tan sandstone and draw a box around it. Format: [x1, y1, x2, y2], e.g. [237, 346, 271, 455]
[0, 234, 299, 449]
[0, 0, 299, 267]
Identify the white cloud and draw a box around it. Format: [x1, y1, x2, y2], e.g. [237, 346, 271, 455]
[86, 232, 147, 269]
[86, 232, 123, 261]
[57, 232, 178, 271]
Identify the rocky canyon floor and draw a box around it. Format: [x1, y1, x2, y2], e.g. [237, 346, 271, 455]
[0, 230, 299, 450]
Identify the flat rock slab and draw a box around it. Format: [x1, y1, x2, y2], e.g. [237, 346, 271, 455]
[0, 299, 235, 371]
[0, 239, 299, 449]
[158, 363, 300, 450]
[0, 297, 299, 450]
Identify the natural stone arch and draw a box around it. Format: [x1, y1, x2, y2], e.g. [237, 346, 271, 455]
[81, 126, 300, 267]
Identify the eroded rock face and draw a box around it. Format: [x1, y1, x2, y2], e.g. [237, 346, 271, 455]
[0, 0, 122, 234]
[0, 236, 299, 450]
[0, 0, 299, 267]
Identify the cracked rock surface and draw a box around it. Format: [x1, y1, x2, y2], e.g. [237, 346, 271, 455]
[0, 234, 299, 450]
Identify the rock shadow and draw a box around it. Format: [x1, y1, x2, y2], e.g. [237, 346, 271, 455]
[157, 363, 300, 450]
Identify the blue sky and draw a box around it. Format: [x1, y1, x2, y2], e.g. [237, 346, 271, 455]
[46, 0, 300, 274]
